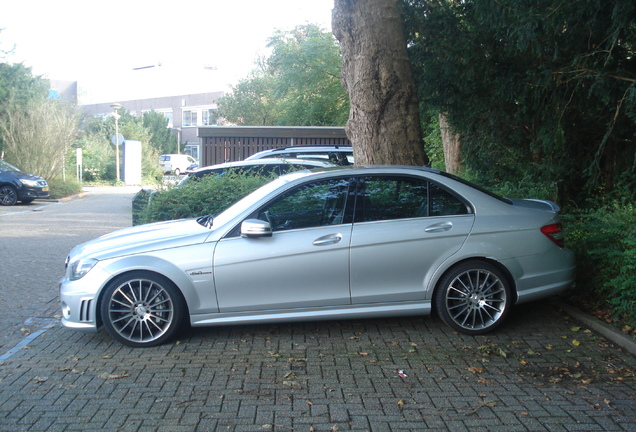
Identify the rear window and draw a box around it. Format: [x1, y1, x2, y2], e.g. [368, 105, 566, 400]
[439, 172, 512, 204]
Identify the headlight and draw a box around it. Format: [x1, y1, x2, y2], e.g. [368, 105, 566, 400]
[70, 258, 98, 280]
[19, 178, 39, 187]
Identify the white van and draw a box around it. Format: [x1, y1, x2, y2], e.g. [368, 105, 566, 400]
[159, 154, 197, 175]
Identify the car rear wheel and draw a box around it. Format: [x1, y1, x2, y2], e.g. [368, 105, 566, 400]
[435, 261, 511, 335]
[100, 271, 185, 347]
[0, 185, 18, 206]
[174, 168, 181, 176]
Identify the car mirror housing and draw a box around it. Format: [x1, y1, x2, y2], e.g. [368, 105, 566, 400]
[241, 219, 273, 238]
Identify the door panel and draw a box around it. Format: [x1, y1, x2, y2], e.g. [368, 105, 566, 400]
[213, 177, 355, 312]
[214, 226, 352, 312]
[349, 176, 474, 303]
[350, 216, 474, 303]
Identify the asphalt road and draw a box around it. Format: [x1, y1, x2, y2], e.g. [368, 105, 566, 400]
[0, 186, 140, 356]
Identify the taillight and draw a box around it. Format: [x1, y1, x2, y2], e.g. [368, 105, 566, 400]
[541, 223, 565, 248]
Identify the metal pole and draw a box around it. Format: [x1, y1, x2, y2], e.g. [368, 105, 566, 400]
[111, 103, 122, 182]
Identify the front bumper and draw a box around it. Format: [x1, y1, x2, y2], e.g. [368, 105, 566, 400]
[18, 182, 50, 201]
[59, 266, 111, 332]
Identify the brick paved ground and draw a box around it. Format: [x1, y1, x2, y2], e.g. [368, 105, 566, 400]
[1, 188, 634, 431]
[1, 301, 635, 431]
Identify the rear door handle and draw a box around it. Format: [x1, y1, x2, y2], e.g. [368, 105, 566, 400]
[313, 234, 343, 246]
[424, 222, 453, 233]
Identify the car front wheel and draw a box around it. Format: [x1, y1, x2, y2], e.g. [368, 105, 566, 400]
[435, 261, 511, 335]
[100, 271, 185, 347]
[0, 185, 18, 206]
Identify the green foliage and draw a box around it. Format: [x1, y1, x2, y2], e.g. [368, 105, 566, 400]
[143, 111, 176, 155]
[564, 204, 636, 327]
[217, 24, 349, 126]
[0, 62, 50, 153]
[421, 109, 444, 170]
[0, 62, 49, 109]
[217, 72, 284, 125]
[137, 172, 273, 225]
[403, 0, 636, 206]
[74, 111, 163, 183]
[72, 124, 114, 181]
[0, 97, 80, 180]
[47, 177, 83, 199]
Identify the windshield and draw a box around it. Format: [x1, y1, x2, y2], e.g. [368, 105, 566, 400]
[0, 160, 21, 173]
[210, 171, 311, 229]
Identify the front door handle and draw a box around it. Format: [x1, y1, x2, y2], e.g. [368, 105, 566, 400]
[313, 233, 343, 246]
[424, 222, 453, 233]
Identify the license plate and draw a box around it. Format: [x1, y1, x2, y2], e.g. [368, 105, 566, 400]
[43, 187, 49, 192]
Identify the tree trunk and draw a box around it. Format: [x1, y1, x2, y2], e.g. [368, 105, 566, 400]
[439, 113, 463, 174]
[332, 0, 428, 166]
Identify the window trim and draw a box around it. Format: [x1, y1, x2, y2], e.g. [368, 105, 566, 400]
[352, 174, 473, 223]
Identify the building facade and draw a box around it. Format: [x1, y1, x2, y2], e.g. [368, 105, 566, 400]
[81, 91, 223, 159]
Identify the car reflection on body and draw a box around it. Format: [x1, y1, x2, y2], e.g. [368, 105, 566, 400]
[59, 166, 575, 347]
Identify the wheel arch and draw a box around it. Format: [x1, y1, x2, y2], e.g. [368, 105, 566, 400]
[94, 268, 191, 329]
[429, 257, 518, 315]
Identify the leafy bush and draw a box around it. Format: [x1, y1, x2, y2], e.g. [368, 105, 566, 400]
[48, 177, 83, 199]
[564, 204, 636, 328]
[137, 172, 274, 225]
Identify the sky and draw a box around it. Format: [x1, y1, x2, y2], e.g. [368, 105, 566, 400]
[0, 0, 334, 103]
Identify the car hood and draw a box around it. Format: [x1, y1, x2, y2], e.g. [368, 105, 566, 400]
[70, 218, 212, 261]
[0, 170, 44, 182]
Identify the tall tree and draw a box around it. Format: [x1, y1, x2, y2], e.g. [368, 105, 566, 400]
[404, 0, 636, 202]
[217, 24, 349, 126]
[143, 110, 176, 155]
[0, 62, 49, 155]
[0, 97, 79, 179]
[217, 71, 284, 126]
[332, 0, 428, 166]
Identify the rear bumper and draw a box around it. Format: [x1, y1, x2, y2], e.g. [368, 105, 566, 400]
[514, 248, 576, 304]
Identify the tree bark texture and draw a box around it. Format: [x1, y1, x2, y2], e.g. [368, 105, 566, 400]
[332, 0, 429, 166]
[439, 113, 463, 174]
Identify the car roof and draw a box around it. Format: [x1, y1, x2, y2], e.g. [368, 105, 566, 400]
[247, 145, 353, 159]
[191, 158, 335, 173]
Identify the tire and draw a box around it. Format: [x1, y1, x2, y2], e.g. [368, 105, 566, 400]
[100, 271, 185, 347]
[174, 168, 181, 176]
[0, 185, 18, 206]
[435, 261, 511, 335]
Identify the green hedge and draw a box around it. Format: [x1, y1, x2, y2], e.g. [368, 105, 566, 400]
[136, 173, 273, 225]
[564, 204, 636, 328]
[48, 177, 83, 199]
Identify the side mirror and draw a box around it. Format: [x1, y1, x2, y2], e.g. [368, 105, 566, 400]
[241, 219, 273, 238]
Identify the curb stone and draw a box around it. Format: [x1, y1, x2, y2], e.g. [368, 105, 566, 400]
[560, 301, 636, 356]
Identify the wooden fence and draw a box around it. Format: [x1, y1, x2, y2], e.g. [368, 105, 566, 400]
[198, 126, 350, 166]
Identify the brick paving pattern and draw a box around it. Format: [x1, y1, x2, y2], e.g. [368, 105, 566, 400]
[1, 303, 635, 431]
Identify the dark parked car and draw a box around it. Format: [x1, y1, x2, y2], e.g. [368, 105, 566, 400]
[0, 160, 49, 206]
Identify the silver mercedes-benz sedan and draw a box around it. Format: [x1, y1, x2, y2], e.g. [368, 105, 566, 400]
[60, 166, 575, 347]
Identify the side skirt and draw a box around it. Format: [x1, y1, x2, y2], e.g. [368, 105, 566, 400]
[190, 301, 432, 327]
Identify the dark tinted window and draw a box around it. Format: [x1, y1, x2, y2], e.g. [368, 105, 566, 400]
[429, 183, 469, 216]
[257, 178, 352, 231]
[357, 176, 469, 222]
[358, 176, 429, 222]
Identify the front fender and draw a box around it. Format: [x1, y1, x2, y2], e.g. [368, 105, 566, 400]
[98, 242, 218, 315]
